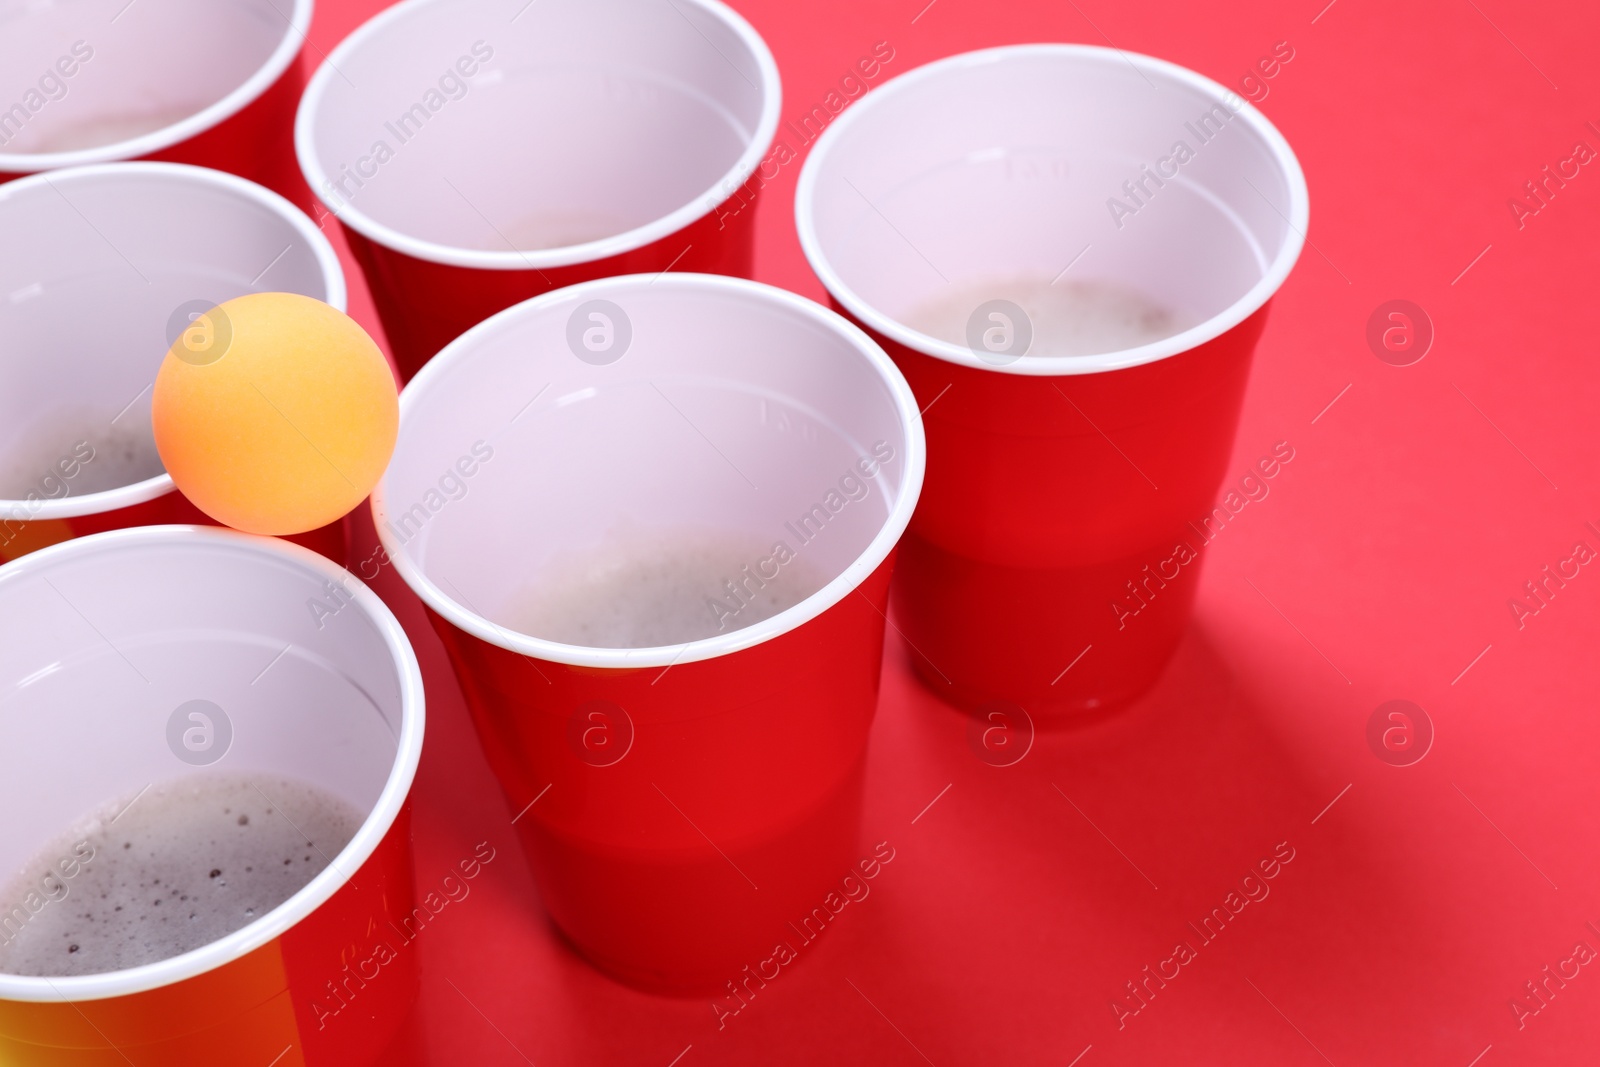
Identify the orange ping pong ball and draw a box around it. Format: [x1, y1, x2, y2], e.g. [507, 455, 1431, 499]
[152, 292, 399, 536]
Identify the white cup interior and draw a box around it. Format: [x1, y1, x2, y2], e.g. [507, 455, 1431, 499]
[375, 274, 923, 667]
[0, 163, 344, 518]
[797, 45, 1308, 374]
[296, 0, 779, 266]
[0, 526, 422, 998]
[0, 0, 307, 167]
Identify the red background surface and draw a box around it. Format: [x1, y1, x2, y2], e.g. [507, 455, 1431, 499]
[306, 0, 1600, 1062]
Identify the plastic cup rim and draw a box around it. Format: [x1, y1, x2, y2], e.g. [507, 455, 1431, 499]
[793, 42, 1311, 377]
[373, 271, 927, 670]
[0, 160, 347, 521]
[292, 0, 783, 271]
[0, 0, 315, 173]
[0, 525, 426, 1004]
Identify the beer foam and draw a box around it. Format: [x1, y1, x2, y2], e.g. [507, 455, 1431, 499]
[508, 530, 829, 648]
[905, 276, 1187, 357]
[0, 772, 363, 977]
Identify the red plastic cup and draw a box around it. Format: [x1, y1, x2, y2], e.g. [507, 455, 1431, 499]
[796, 45, 1309, 717]
[0, 0, 315, 213]
[373, 273, 923, 992]
[0, 525, 425, 1066]
[294, 0, 781, 382]
[0, 162, 350, 565]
